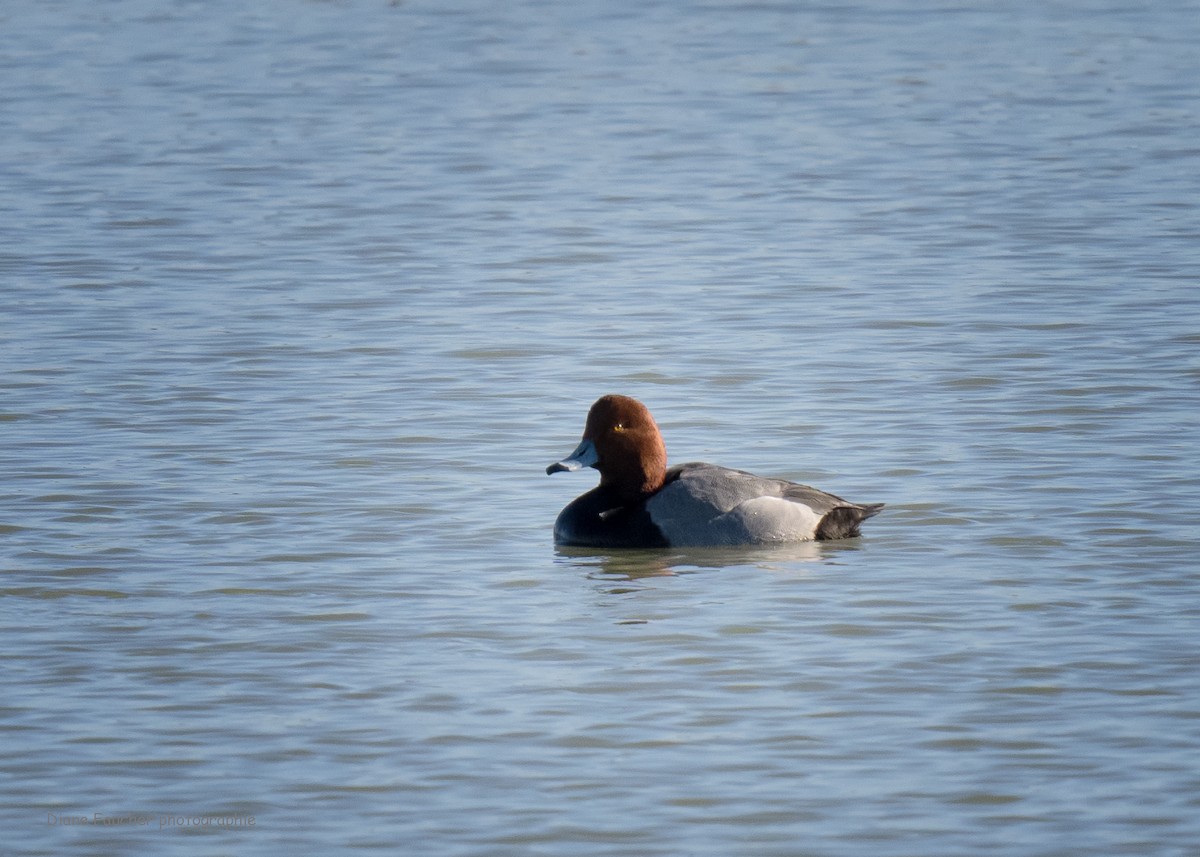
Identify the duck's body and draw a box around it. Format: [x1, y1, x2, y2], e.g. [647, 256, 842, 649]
[547, 395, 882, 548]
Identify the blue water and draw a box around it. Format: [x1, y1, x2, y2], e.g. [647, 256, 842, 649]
[3, 1, 1199, 854]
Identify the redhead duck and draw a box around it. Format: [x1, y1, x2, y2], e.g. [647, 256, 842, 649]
[546, 394, 883, 548]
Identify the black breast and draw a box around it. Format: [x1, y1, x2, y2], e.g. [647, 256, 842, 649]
[553, 486, 669, 548]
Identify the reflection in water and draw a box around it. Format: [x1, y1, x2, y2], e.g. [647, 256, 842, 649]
[555, 539, 841, 582]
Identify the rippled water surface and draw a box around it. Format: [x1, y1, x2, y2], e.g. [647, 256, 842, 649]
[4, 1, 1199, 854]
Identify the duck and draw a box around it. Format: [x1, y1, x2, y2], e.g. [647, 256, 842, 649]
[546, 394, 883, 548]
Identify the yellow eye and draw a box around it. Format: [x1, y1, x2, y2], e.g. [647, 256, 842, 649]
[613, 423, 625, 433]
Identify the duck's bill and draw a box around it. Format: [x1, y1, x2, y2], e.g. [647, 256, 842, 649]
[546, 438, 598, 475]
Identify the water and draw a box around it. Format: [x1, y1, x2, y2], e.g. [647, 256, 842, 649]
[3, 0, 1199, 854]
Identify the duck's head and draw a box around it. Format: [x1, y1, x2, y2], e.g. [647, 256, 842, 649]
[546, 394, 668, 498]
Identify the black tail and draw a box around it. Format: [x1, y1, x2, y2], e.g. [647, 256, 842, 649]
[815, 503, 884, 540]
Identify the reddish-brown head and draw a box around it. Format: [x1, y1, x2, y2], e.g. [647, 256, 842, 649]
[547, 394, 668, 499]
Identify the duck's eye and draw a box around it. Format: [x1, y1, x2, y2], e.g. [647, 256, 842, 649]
[613, 423, 626, 433]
